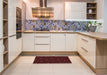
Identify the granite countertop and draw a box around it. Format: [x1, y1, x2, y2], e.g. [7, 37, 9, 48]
[22, 30, 107, 40]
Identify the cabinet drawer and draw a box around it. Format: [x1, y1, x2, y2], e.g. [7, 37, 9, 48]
[79, 35, 89, 45]
[78, 34, 96, 68]
[35, 45, 50, 51]
[35, 33, 50, 37]
[80, 46, 89, 55]
[35, 37, 50, 44]
[51, 33, 66, 38]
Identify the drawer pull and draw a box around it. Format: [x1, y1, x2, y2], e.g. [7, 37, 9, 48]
[81, 47, 88, 52]
[36, 43, 49, 45]
[81, 38, 88, 42]
[35, 36, 49, 38]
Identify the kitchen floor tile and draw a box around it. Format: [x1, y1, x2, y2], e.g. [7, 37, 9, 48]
[2, 56, 96, 75]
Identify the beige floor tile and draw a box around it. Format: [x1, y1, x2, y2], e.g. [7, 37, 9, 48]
[29, 72, 53, 75]
[53, 72, 95, 75]
[2, 56, 96, 75]
[29, 64, 53, 73]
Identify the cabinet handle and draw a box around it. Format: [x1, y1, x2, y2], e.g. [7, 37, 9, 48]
[81, 38, 88, 42]
[9, 34, 16, 37]
[35, 36, 49, 38]
[81, 47, 88, 52]
[36, 43, 49, 45]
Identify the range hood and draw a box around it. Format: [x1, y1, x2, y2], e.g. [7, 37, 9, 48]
[32, 0, 54, 19]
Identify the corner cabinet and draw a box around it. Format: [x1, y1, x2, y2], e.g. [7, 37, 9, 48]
[66, 33, 77, 51]
[65, 2, 86, 19]
[51, 33, 66, 51]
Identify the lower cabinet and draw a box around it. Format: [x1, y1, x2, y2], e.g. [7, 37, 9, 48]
[0, 40, 3, 73]
[22, 33, 35, 51]
[51, 33, 66, 51]
[22, 33, 77, 52]
[16, 38, 22, 54]
[8, 36, 17, 64]
[66, 33, 77, 51]
[35, 33, 50, 51]
[78, 35, 96, 68]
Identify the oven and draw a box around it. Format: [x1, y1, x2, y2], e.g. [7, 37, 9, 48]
[16, 7, 22, 39]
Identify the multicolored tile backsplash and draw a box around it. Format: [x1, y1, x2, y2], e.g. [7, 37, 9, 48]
[25, 20, 90, 31]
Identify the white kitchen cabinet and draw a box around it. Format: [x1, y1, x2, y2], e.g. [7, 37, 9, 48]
[0, 40, 3, 73]
[51, 33, 66, 51]
[8, 36, 17, 64]
[0, 0, 3, 39]
[78, 35, 96, 68]
[8, 0, 16, 36]
[66, 34, 77, 51]
[0, 19, 2, 39]
[16, 38, 22, 54]
[0, 52, 3, 73]
[65, 2, 86, 19]
[22, 33, 35, 51]
[47, 0, 64, 20]
[35, 33, 50, 51]
[87, 37, 96, 68]
[35, 45, 50, 51]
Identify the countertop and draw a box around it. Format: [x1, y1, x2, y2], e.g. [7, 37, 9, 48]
[22, 31, 107, 40]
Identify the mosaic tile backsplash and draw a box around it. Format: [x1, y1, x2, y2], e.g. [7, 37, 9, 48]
[25, 20, 90, 31]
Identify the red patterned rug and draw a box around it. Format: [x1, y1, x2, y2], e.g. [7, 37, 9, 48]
[33, 56, 71, 64]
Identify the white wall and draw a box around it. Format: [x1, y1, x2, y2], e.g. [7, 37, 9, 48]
[95, 0, 104, 20]
[23, 0, 94, 20]
[104, 0, 107, 33]
[23, 0, 39, 20]
[16, 0, 23, 8]
[94, 0, 104, 32]
[95, 0, 106, 32]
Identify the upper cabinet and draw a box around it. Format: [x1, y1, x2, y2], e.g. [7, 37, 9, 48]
[65, 2, 86, 20]
[8, 0, 16, 36]
[87, 3, 97, 19]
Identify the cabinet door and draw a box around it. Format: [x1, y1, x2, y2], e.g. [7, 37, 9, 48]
[8, 36, 17, 64]
[16, 38, 22, 54]
[88, 37, 96, 68]
[51, 33, 66, 51]
[78, 35, 96, 68]
[22, 33, 35, 51]
[0, 0, 3, 38]
[35, 33, 50, 51]
[66, 34, 77, 51]
[65, 2, 86, 19]
[0, 40, 3, 72]
[8, 0, 16, 36]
